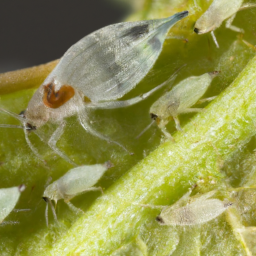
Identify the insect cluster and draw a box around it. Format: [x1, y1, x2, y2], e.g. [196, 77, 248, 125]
[0, 0, 254, 252]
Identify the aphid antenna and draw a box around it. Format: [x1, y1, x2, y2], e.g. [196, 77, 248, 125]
[136, 120, 155, 139]
[0, 107, 26, 123]
[0, 221, 20, 226]
[0, 124, 24, 129]
[211, 31, 219, 48]
[42, 197, 58, 226]
[13, 209, 30, 212]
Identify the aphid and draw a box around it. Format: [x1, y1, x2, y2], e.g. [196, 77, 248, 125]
[42, 161, 112, 226]
[0, 11, 189, 165]
[139, 189, 232, 226]
[137, 72, 218, 140]
[0, 185, 25, 224]
[194, 0, 256, 48]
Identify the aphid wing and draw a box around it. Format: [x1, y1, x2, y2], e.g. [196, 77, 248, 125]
[0, 187, 21, 223]
[47, 12, 188, 102]
[57, 164, 108, 197]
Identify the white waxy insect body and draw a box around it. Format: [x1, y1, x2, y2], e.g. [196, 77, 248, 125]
[148, 72, 217, 139]
[138, 189, 232, 226]
[43, 162, 112, 226]
[157, 198, 231, 226]
[0, 11, 189, 164]
[0, 185, 25, 224]
[194, 0, 256, 48]
[194, 0, 243, 35]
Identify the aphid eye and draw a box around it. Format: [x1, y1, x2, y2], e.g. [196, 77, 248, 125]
[19, 110, 26, 118]
[42, 197, 48, 202]
[156, 215, 164, 224]
[26, 123, 36, 131]
[194, 27, 199, 34]
[150, 113, 158, 120]
[43, 83, 75, 109]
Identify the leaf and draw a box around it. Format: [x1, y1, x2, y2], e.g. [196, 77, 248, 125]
[1, 0, 256, 255]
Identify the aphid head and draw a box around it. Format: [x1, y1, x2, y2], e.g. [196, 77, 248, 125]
[156, 215, 165, 224]
[150, 113, 158, 121]
[194, 16, 217, 35]
[43, 181, 62, 205]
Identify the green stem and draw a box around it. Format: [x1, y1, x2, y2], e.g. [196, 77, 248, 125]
[47, 54, 256, 255]
[0, 60, 58, 95]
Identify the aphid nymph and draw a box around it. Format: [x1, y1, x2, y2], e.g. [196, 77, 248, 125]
[138, 71, 218, 140]
[139, 189, 232, 226]
[0, 11, 188, 165]
[0, 185, 25, 225]
[194, 0, 256, 48]
[42, 161, 112, 226]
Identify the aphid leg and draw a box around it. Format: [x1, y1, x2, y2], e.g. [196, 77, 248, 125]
[225, 14, 244, 33]
[160, 126, 174, 141]
[133, 203, 166, 210]
[48, 121, 77, 166]
[24, 129, 46, 162]
[81, 186, 104, 195]
[48, 199, 58, 223]
[240, 3, 256, 10]
[173, 116, 182, 131]
[211, 31, 219, 48]
[196, 96, 216, 104]
[169, 188, 193, 210]
[87, 68, 182, 110]
[78, 111, 132, 155]
[241, 39, 256, 51]
[193, 190, 217, 203]
[181, 108, 204, 114]
[45, 200, 49, 227]
[158, 119, 175, 141]
[65, 201, 84, 215]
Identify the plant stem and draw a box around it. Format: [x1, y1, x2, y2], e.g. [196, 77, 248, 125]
[0, 60, 58, 95]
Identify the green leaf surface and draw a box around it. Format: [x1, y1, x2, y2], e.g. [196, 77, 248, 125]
[1, 0, 256, 255]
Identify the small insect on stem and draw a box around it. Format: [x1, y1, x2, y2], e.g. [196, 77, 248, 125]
[138, 71, 219, 140]
[42, 161, 113, 226]
[194, 0, 256, 48]
[0, 11, 189, 165]
[138, 189, 232, 226]
[0, 185, 26, 225]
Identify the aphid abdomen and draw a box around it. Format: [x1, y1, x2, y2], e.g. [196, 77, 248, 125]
[56, 164, 109, 197]
[0, 186, 24, 223]
[46, 11, 188, 103]
[176, 73, 213, 112]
